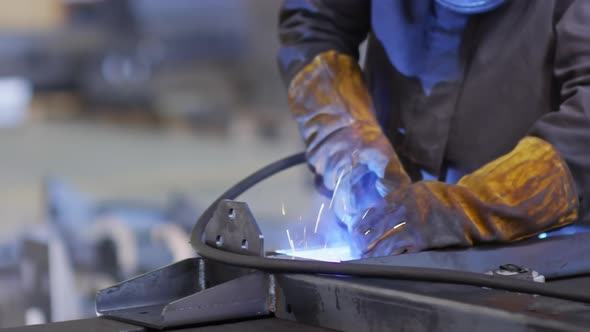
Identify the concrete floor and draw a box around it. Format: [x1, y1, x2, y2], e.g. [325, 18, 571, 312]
[0, 116, 330, 250]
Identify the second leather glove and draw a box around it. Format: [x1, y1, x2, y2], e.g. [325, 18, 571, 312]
[350, 137, 579, 258]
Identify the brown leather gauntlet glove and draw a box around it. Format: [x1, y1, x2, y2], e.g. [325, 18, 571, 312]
[351, 136, 579, 258]
[288, 50, 410, 220]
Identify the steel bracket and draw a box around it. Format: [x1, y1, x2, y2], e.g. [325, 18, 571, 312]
[96, 200, 270, 329]
[203, 199, 264, 257]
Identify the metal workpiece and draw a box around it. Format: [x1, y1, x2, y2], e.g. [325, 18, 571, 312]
[95, 200, 272, 329]
[163, 271, 269, 326]
[96, 257, 202, 328]
[203, 200, 264, 257]
[273, 273, 590, 332]
[96, 257, 271, 329]
[202, 200, 266, 287]
[354, 231, 590, 280]
[94, 198, 590, 331]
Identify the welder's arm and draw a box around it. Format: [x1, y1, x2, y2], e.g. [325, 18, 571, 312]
[529, 0, 590, 223]
[278, 0, 371, 85]
[279, 1, 410, 217]
[288, 51, 410, 194]
[351, 137, 579, 258]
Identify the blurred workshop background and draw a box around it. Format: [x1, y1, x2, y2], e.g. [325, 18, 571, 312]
[0, 0, 333, 328]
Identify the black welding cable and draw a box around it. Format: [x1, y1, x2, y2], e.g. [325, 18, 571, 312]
[190, 152, 590, 304]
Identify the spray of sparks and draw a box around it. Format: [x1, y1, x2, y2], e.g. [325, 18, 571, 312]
[279, 167, 360, 261]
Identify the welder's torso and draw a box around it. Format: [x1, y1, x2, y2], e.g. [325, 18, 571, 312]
[365, 1, 560, 180]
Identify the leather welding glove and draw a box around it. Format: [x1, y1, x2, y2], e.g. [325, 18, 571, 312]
[288, 50, 410, 223]
[350, 136, 579, 258]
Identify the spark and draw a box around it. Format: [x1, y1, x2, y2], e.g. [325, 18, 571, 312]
[394, 221, 407, 229]
[364, 229, 371, 236]
[538, 232, 547, 239]
[361, 208, 371, 220]
[303, 225, 308, 249]
[329, 168, 347, 209]
[286, 228, 293, 244]
[281, 202, 286, 216]
[323, 240, 328, 249]
[286, 229, 296, 254]
[314, 203, 325, 234]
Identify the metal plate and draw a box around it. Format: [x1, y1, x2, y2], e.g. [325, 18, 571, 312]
[203, 200, 264, 257]
[96, 258, 270, 329]
[275, 273, 590, 332]
[354, 232, 590, 280]
[98, 273, 270, 329]
[96, 258, 202, 328]
[163, 271, 269, 327]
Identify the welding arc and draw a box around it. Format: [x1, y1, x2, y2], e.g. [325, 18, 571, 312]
[190, 153, 590, 304]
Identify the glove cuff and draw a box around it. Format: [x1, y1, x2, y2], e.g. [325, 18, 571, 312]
[288, 50, 410, 191]
[287, 50, 379, 133]
[457, 136, 579, 241]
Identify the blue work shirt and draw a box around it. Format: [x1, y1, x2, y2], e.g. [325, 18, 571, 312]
[372, 1, 469, 96]
[372, 1, 474, 182]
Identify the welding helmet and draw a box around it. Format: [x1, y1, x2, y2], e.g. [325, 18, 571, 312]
[436, 0, 507, 14]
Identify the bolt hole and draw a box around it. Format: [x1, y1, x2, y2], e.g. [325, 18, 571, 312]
[241, 239, 248, 249]
[228, 208, 235, 220]
[215, 235, 223, 247]
[286, 304, 292, 314]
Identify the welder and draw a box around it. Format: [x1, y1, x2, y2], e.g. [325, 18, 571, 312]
[278, 0, 590, 258]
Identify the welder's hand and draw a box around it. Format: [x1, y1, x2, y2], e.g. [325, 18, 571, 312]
[329, 164, 385, 230]
[288, 50, 410, 214]
[350, 137, 579, 258]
